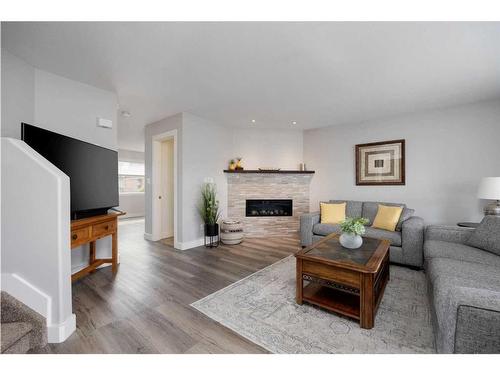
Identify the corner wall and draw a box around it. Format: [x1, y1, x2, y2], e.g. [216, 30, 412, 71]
[1, 50, 119, 274]
[304, 100, 500, 224]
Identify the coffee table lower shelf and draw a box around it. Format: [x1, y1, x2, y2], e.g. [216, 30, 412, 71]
[302, 283, 360, 321]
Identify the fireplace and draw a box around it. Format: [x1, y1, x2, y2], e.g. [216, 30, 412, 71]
[246, 199, 293, 217]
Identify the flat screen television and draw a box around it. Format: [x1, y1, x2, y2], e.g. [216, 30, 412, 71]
[21, 123, 119, 220]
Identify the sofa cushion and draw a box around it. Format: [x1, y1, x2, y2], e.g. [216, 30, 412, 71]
[396, 208, 415, 231]
[312, 224, 402, 246]
[424, 239, 500, 268]
[363, 227, 402, 246]
[466, 216, 500, 256]
[372, 205, 403, 232]
[329, 200, 363, 218]
[362, 201, 406, 225]
[320, 202, 346, 224]
[426, 257, 500, 287]
[312, 223, 342, 236]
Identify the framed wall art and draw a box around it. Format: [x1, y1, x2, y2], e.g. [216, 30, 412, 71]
[355, 139, 405, 185]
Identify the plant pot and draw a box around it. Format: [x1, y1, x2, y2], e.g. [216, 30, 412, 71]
[205, 223, 219, 237]
[339, 233, 363, 249]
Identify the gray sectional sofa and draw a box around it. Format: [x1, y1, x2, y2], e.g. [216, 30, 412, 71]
[424, 219, 500, 354]
[300, 200, 425, 267]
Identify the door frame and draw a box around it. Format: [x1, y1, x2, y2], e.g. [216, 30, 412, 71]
[151, 129, 178, 246]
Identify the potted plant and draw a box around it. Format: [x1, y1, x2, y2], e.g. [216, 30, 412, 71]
[198, 183, 221, 240]
[339, 217, 369, 249]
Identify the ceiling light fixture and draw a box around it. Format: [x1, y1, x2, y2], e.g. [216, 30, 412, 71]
[292, 121, 297, 125]
[251, 119, 256, 124]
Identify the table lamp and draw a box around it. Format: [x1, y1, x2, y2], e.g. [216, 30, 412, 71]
[478, 177, 500, 216]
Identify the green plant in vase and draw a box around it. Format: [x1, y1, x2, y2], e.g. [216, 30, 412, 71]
[198, 183, 221, 247]
[339, 217, 369, 249]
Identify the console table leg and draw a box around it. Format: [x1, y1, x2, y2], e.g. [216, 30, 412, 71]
[89, 241, 96, 273]
[112, 232, 118, 275]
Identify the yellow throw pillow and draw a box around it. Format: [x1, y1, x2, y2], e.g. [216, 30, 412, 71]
[320, 202, 346, 224]
[372, 204, 403, 232]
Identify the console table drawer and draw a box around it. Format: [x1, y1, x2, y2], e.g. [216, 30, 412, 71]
[92, 221, 116, 238]
[71, 227, 91, 248]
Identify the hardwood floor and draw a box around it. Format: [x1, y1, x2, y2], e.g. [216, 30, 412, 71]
[36, 218, 300, 354]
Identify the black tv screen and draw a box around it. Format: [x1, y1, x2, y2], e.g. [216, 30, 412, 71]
[21, 123, 119, 218]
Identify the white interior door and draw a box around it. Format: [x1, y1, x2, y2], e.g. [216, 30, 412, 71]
[160, 139, 174, 239]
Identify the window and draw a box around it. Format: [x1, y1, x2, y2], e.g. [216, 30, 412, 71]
[118, 161, 145, 193]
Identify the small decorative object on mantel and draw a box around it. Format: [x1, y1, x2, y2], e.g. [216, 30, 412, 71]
[355, 139, 405, 185]
[477, 177, 500, 216]
[299, 163, 307, 171]
[258, 167, 281, 172]
[235, 157, 244, 170]
[339, 217, 369, 249]
[198, 182, 221, 248]
[228, 159, 237, 171]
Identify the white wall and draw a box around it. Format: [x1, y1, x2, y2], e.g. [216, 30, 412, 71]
[181, 113, 233, 243]
[231, 128, 304, 170]
[1, 51, 35, 136]
[117, 149, 145, 219]
[34, 69, 117, 150]
[304, 100, 500, 225]
[1, 138, 76, 342]
[1, 50, 119, 274]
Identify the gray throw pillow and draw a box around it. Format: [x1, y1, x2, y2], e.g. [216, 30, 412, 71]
[396, 208, 415, 231]
[466, 216, 500, 256]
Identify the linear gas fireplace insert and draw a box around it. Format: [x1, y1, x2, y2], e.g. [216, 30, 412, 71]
[246, 199, 293, 217]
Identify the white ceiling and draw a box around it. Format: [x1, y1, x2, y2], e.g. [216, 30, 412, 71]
[3, 22, 500, 152]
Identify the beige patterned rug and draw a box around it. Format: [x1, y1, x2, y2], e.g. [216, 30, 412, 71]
[191, 256, 436, 353]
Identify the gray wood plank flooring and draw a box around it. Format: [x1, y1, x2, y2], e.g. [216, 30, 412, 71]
[34, 219, 299, 354]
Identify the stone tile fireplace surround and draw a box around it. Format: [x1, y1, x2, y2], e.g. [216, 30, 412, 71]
[226, 171, 314, 237]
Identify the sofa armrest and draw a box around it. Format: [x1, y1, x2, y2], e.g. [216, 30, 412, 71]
[455, 305, 500, 353]
[401, 216, 425, 267]
[300, 211, 320, 247]
[425, 225, 474, 244]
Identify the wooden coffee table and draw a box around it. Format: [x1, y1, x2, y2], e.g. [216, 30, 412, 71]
[295, 233, 390, 329]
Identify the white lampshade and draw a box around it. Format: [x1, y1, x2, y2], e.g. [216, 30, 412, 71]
[477, 177, 500, 200]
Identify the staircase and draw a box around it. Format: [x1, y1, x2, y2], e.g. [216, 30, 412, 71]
[1, 291, 47, 354]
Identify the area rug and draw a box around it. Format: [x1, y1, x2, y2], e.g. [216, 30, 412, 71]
[191, 256, 436, 353]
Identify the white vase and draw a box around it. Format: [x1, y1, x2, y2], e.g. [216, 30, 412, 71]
[339, 233, 363, 249]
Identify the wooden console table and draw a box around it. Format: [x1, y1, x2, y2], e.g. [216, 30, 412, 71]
[70, 212, 125, 282]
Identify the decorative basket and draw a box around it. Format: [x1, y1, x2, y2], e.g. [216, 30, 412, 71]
[220, 219, 244, 245]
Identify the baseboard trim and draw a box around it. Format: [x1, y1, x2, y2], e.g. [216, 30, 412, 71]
[1, 273, 77, 343]
[144, 232, 203, 250]
[119, 213, 145, 219]
[176, 238, 204, 250]
[1, 273, 50, 322]
[47, 313, 76, 343]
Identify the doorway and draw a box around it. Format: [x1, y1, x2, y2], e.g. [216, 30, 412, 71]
[152, 130, 177, 245]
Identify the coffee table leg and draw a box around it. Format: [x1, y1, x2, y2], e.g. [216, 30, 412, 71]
[296, 258, 303, 305]
[360, 273, 374, 329]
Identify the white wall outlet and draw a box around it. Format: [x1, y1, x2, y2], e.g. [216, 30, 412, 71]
[96, 117, 113, 129]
